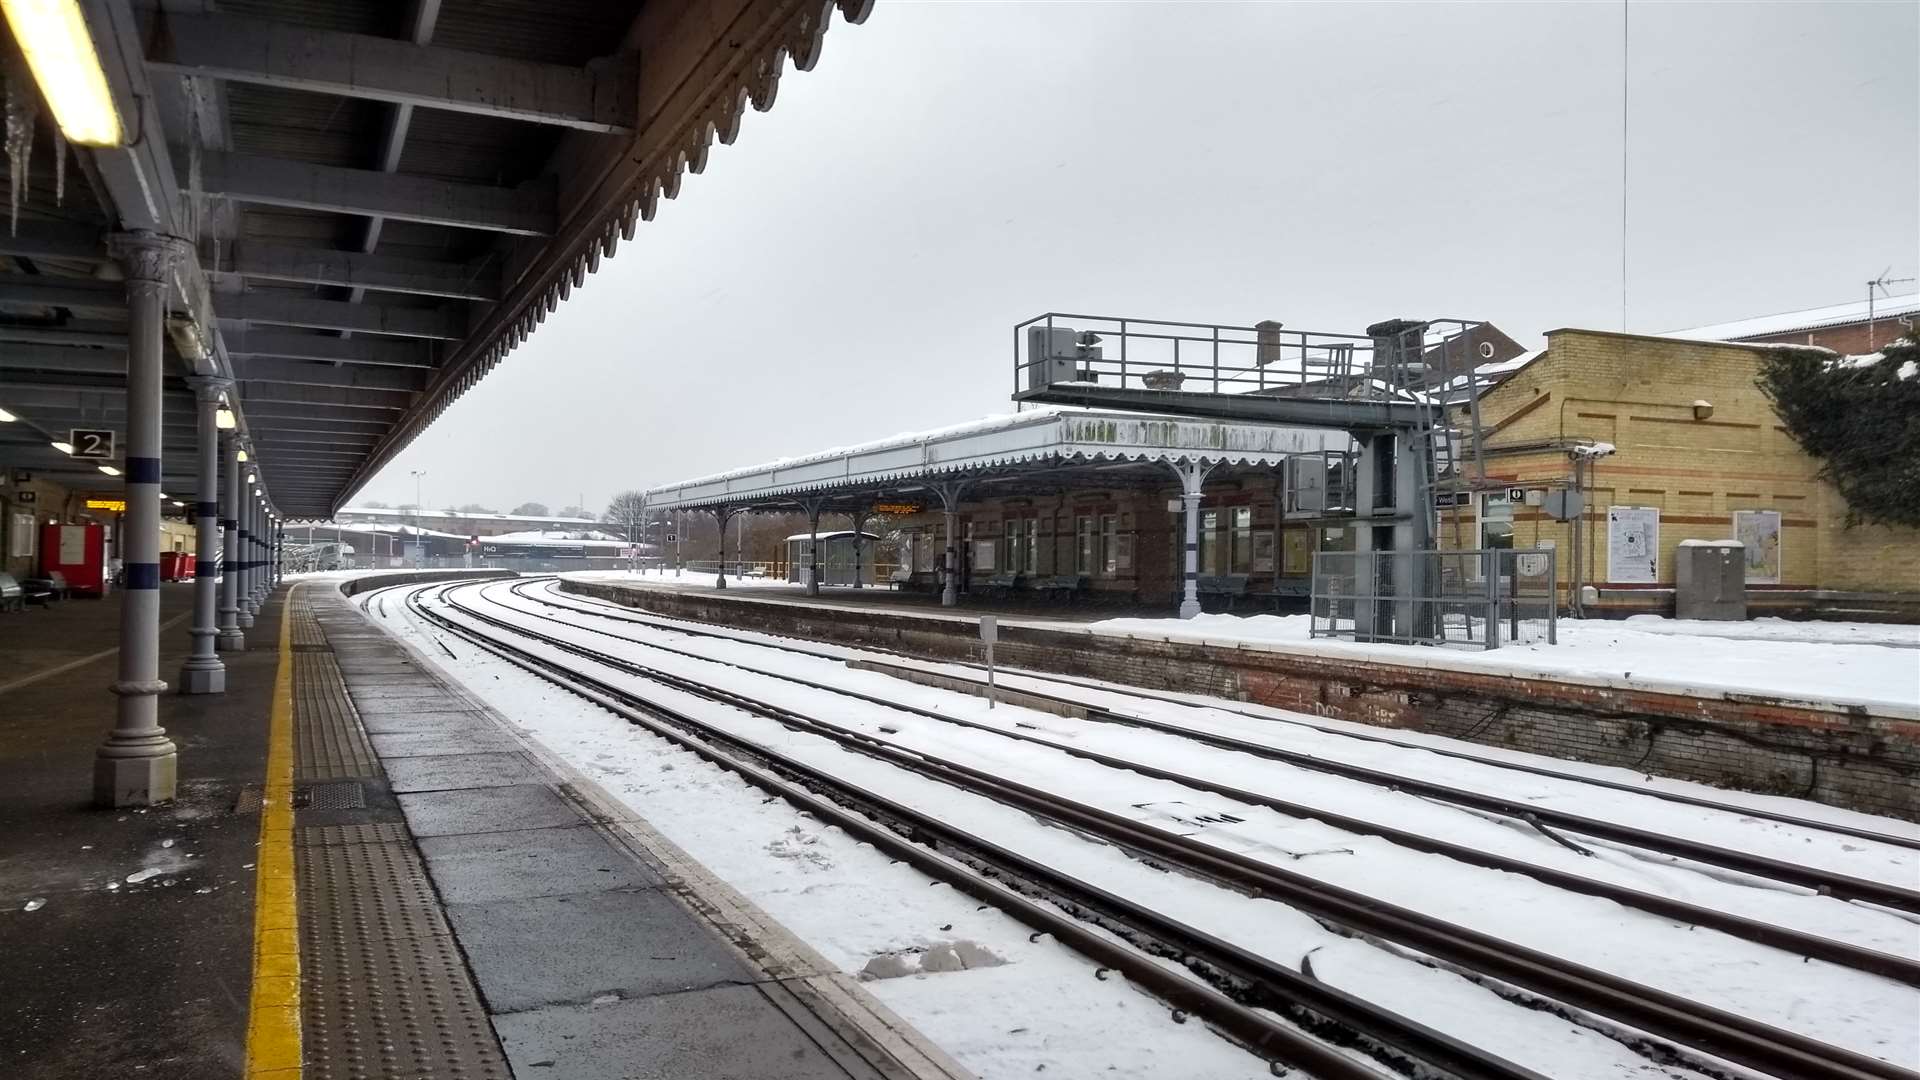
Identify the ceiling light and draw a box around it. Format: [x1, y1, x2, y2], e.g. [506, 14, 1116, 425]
[236, 450, 248, 462]
[51, 440, 73, 454]
[215, 405, 236, 430]
[170, 500, 185, 508]
[97, 465, 120, 476]
[0, 0, 126, 147]
[0, 407, 15, 423]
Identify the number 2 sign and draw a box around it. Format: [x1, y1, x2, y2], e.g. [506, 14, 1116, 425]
[69, 429, 116, 460]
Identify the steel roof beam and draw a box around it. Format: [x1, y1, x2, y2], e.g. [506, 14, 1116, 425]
[190, 151, 555, 236]
[0, 347, 127, 374]
[220, 328, 433, 367]
[219, 293, 464, 340]
[147, 12, 636, 134]
[234, 357, 427, 392]
[0, 324, 127, 349]
[225, 241, 500, 302]
[239, 409, 390, 430]
[0, 220, 111, 263]
[236, 383, 412, 411]
[0, 275, 126, 314]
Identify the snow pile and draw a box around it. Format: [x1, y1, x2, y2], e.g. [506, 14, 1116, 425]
[1087, 613, 1920, 714]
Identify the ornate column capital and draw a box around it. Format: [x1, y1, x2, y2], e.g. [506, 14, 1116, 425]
[107, 231, 193, 287]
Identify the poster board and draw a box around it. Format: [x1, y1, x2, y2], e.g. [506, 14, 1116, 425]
[1252, 531, 1276, 573]
[1606, 506, 1659, 583]
[9, 513, 33, 558]
[972, 539, 996, 573]
[1732, 510, 1782, 584]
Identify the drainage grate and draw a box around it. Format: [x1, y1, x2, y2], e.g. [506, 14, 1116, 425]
[293, 782, 366, 811]
[233, 785, 263, 814]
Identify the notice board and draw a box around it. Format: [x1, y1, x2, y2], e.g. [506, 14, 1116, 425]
[1606, 506, 1659, 583]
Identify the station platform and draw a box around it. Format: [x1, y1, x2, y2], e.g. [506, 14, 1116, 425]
[0, 575, 969, 1080]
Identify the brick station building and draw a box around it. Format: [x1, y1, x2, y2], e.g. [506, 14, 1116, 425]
[1454, 326, 1920, 618]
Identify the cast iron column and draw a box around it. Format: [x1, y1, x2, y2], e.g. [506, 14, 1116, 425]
[1171, 459, 1216, 620]
[218, 435, 247, 646]
[94, 232, 190, 807]
[179, 379, 229, 692]
[244, 489, 262, 615]
[236, 461, 256, 628]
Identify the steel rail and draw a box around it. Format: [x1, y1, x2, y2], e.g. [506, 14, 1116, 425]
[432, 582, 1914, 1080]
[459, 580, 1920, 985]
[395, 582, 1530, 1080]
[518, 580, 1920, 876]
[511, 578, 1920, 911]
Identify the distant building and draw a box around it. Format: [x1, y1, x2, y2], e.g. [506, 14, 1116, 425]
[1665, 293, 1918, 354]
[332, 506, 601, 538]
[1453, 328, 1920, 618]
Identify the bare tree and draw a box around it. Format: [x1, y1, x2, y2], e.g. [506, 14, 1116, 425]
[510, 501, 550, 516]
[603, 491, 648, 532]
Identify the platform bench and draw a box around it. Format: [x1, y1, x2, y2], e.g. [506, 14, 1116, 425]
[0, 573, 23, 612]
[22, 570, 69, 606]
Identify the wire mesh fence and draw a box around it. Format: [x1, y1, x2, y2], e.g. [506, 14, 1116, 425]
[1311, 548, 1557, 649]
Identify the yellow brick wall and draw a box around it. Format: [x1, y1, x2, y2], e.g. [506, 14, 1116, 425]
[1457, 329, 1920, 595]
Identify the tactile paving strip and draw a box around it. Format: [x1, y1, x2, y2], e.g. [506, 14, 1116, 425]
[297, 825, 510, 1080]
[291, 606, 329, 648]
[294, 650, 380, 781]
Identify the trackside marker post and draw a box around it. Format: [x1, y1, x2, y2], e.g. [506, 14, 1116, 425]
[980, 616, 997, 709]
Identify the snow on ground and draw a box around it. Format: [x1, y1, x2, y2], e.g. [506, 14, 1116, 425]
[573, 568, 824, 589]
[368, 579, 1920, 1076]
[529, 578, 1920, 839]
[1088, 612, 1920, 715]
[453, 582, 1920, 1065]
[382, 584, 1723, 1079]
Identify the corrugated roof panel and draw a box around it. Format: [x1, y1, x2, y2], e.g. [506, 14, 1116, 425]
[431, 0, 636, 65]
[226, 84, 386, 168]
[395, 108, 562, 186]
[214, 0, 396, 36]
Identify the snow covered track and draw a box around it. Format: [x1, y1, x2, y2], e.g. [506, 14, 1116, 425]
[533, 578, 1920, 854]
[467, 580, 1920, 983]
[383, 579, 1917, 1080]
[510, 578, 1920, 913]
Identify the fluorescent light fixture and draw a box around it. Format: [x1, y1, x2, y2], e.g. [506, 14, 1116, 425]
[158, 491, 168, 499]
[215, 405, 236, 430]
[97, 464, 120, 476]
[0, 0, 126, 147]
[0, 406, 15, 422]
[51, 440, 73, 454]
[170, 500, 185, 508]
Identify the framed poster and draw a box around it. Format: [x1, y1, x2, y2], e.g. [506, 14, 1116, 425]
[1606, 506, 1659, 583]
[972, 539, 996, 573]
[1252, 530, 1277, 573]
[1732, 510, 1782, 584]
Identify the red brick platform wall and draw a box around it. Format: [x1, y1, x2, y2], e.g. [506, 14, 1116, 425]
[561, 582, 1920, 821]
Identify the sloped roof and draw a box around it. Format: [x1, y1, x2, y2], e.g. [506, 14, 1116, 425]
[1664, 294, 1920, 342]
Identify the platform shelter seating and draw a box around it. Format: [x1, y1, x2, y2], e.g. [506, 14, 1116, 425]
[0, 573, 23, 612]
[22, 570, 70, 606]
[1197, 574, 1250, 611]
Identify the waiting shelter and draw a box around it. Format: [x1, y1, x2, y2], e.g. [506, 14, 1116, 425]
[643, 407, 1342, 614]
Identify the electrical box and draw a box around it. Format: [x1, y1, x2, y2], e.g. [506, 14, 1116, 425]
[1284, 456, 1328, 517]
[1024, 326, 1078, 391]
[41, 522, 108, 596]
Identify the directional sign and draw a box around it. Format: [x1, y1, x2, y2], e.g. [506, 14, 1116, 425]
[69, 429, 116, 460]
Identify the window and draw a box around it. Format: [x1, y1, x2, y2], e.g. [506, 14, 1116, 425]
[1076, 515, 1095, 575]
[1229, 506, 1253, 573]
[1199, 509, 1220, 575]
[1101, 514, 1119, 576]
[1480, 491, 1515, 552]
[1005, 518, 1031, 573]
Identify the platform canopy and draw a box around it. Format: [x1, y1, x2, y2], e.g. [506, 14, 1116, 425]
[0, 0, 872, 517]
[644, 407, 1344, 513]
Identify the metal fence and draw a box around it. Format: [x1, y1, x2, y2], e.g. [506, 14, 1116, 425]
[1310, 548, 1557, 649]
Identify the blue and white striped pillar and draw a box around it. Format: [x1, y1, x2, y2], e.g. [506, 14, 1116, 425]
[179, 379, 230, 692]
[236, 449, 256, 629]
[95, 232, 190, 807]
[217, 434, 247, 649]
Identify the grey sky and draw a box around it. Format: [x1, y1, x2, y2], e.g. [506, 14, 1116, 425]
[355, 0, 1919, 516]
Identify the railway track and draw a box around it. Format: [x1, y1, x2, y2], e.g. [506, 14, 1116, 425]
[394, 580, 1917, 1080]
[499, 576, 1920, 910]
[510, 572, 1920, 849]
[451, 577, 1920, 983]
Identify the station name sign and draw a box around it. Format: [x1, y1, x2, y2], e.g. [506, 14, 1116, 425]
[872, 502, 923, 515]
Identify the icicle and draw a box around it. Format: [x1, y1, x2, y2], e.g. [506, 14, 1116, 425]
[51, 124, 64, 206]
[4, 53, 39, 237]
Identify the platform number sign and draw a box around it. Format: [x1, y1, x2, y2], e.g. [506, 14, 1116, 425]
[70, 429, 116, 460]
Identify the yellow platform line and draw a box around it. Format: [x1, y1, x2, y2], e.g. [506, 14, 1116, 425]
[245, 589, 301, 1077]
